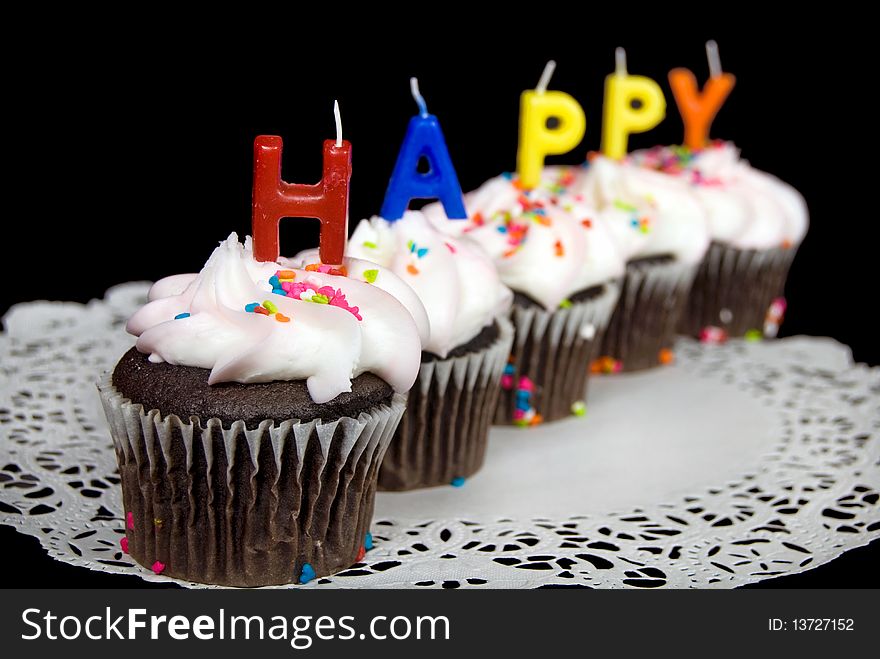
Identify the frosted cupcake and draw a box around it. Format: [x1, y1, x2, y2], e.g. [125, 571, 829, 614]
[630, 142, 808, 339]
[100, 234, 425, 586]
[298, 210, 513, 489]
[575, 155, 710, 371]
[425, 167, 624, 425]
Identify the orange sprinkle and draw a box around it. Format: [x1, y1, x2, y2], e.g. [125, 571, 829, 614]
[304, 263, 320, 272]
[530, 413, 543, 426]
[275, 313, 290, 323]
[502, 248, 517, 259]
[658, 348, 674, 365]
[586, 150, 600, 162]
[328, 265, 348, 277]
[253, 306, 269, 315]
[581, 218, 593, 228]
[781, 239, 793, 249]
[472, 212, 484, 225]
[407, 263, 420, 275]
[277, 270, 296, 280]
[554, 240, 564, 257]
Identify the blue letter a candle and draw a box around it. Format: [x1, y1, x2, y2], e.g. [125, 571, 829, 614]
[380, 78, 467, 222]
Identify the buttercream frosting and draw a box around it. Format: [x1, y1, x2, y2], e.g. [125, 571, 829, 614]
[126, 233, 427, 404]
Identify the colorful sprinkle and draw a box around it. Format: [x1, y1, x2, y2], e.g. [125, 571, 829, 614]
[126, 511, 134, 530]
[614, 199, 638, 213]
[174, 312, 190, 320]
[554, 240, 564, 257]
[451, 476, 466, 487]
[311, 293, 329, 304]
[362, 241, 377, 249]
[356, 546, 366, 562]
[275, 313, 290, 323]
[305, 263, 348, 277]
[591, 356, 623, 374]
[571, 401, 586, 417]
[151, 561, 165, 575]
[245, 303, 259, 313]
[699, 326, 728, 345]
[262, 300, 278, 314]
[559, 298, 572, 309]
[581, 218, 593, 228]
[268, 275, 280, 289]
[445, 242, 456, 254]
[407, 263, 420, 276]
[253, 306, 270, 315]
[120, 537, 128, 554]
[276, 270, 297, 281]
[365, 532, 374, 551]
[745, 329, 763, 342]
[299, 563, 316, 585]
[658, 348, 674, 365]
[363, 269, 378, 284]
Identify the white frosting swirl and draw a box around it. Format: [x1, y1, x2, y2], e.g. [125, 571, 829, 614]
[629, 143, 808, 250]
[574, 156, 710, 264]
[126, 233, 428, 404]
[423, 169, 626, 311]
[300, 211, 512, 358]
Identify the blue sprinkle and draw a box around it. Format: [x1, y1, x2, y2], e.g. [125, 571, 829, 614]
[416, 247, 428, 258]
[630, 218, 639, 227]
[516, 390, 530, 400]
[174, 313, 190, 320]
[515, 401, 531, 412]
[496, 225, 507, 234]
[535, 208, 546, 216]
[501, 172, 513, 180]
[451, 476, 466, 487]
[364, 531, 373, 551]
[244, 303, 259, 313]
[299, 563, 316, 584]
[409, 242, 417, 253]
[503, 364, 514, 375]
[272, 288, 286, 296]
[269, 275, 280, 288]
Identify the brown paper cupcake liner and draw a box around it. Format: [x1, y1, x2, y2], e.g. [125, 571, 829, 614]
[99, 374, 405, 587]
[378, 316, 514, 491]
[494, 281, 621, 426]
[679, 242, 797, 339]
[600, 259, 697, 372]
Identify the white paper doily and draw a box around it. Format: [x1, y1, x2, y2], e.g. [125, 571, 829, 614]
[1, 283, 878, 589]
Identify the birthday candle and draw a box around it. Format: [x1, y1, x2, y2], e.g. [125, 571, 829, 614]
[516, 61, 586, 190]
[601, 48, 666, 160]
[380, 78, 466, 222]
[668, 40, 736, 149]
[251, 101, 352, 265]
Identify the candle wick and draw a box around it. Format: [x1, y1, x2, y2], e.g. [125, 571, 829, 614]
[410, 77, 429, 117]
[706, 40, 722, 78]
[535, 60, 556, 94]
[334, 99, 342, 147]
[615, 47, 627, 76]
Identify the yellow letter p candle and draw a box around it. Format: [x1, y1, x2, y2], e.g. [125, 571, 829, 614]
[516, 61, 586, 189]
[601, 48, 666, 160]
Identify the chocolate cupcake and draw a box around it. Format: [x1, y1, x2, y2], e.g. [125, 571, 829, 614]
[300, 210, 513, 490]
[630, 143, 808, 340]
[99, 234, 425, 586]
[575, 155, 710, 371]
[425, 167, 624, 425]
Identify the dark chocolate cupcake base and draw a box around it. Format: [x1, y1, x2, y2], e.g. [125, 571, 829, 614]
[378, 317, 514, 491]
[495, 282, 620, 426]
[99, 373, 405, 587]
[600, 256, 696, 372]
[679, 242, 796, 338]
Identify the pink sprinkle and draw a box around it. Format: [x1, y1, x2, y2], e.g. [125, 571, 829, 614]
[513, 409, 526, 420]
[126, 511, 134, 530]
[518, 376, 534, 392]
[501, 375, 514, 390]
[152, 561, 165, 575]
[445, 242, 456, 254]
[612, 362, 623, 373]
[120, 537, 129, 554]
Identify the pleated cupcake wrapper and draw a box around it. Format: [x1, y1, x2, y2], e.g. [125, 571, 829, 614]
[378, 316, 514, 491]
[98, 374, 405, 587]
[495, 282, 621, 426]
[680, 242, 797, 338]
[600, 260, 698, 372]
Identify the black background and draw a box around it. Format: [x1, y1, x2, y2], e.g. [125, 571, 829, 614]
[2, 22, 877, 587]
